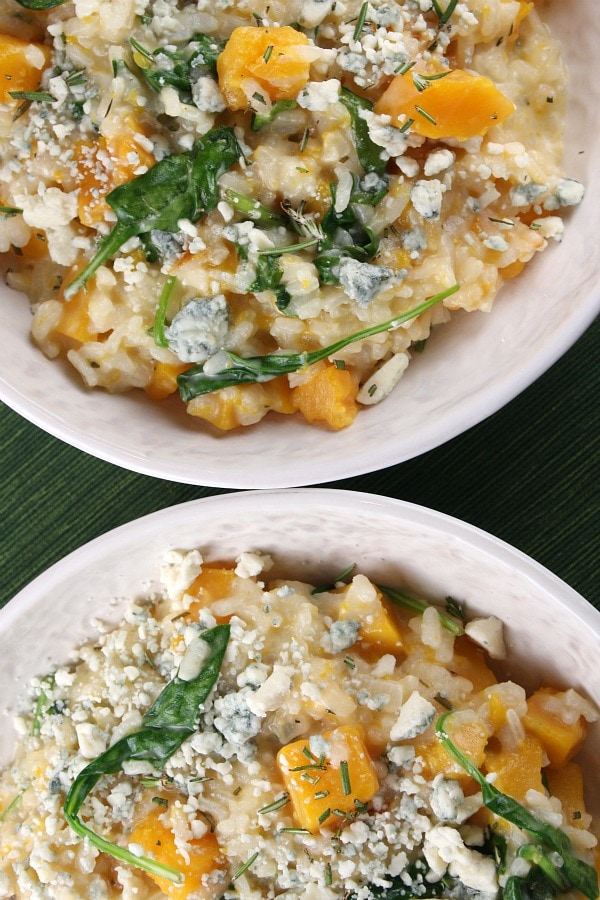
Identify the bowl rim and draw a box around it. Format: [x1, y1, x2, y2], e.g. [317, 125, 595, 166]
[2, 488, 599, 630]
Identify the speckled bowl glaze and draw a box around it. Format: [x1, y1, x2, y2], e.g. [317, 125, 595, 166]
[0, 4, 599, 487]
[1, 489, 599, 827]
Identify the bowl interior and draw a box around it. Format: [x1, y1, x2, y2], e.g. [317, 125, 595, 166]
[0, 2, 599, 487]
[1, 490, 598, 822]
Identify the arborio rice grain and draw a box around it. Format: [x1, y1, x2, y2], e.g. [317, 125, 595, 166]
[0, 0, 585, 430]
[0, 550, 598, 899]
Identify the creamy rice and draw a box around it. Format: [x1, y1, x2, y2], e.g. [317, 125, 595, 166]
[0, 549, 598, 899]
[0, 0, 584, 430]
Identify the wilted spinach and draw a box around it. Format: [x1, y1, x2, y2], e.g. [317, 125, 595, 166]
[130, 34, 226, 102]
[64, 624, 230, 884]
[64, 125, 241, 298]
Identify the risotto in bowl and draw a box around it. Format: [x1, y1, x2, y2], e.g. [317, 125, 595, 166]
[0, 489, 599, 898]
[0, 0, 598, 486]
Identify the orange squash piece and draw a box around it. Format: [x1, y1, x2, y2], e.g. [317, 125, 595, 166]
[0, 34, 51, 105]
[523, 689, 586, 768]
[546, 762, 589, 829]
[217, 25, 311, 111]
[146, 360, 192, 401]
[54, 290, 99, 343]
[128, 805, 226, 898]
[277, 725, 379, 833]
[187, 377, 297, 429]
[185, 566, 237, 624]
[293, 364, 359, 430]
[450, 636, 498, 693]
[375, 68, 515, 140]
[484, 733, 544, 802]
[338, 586, 405, 654]
[75, 121, 156, 227]
[415, 712, 488, 787]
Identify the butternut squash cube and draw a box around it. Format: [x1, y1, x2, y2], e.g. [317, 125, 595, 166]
[484, 733, 544, 802]
[338, 581, 404, 653]
[185, 566, 237, 623]
[187, 377, 297, 430]
[523, 689, 586, 768]
[293, 364, 359, 430]
[374, 68, 515, 140]
[451, 635, 497, 693]
[277, 725, 379, 833]
[0, 34, 51, 106]
[146, 360, 192, 401]
[217, 26, 311, 111]
[128, 805, 226, 898]
[415, 710, 488, 787]
[546, 762, 589, 829]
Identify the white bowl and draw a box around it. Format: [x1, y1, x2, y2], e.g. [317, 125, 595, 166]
[1, 488, 598, 828]
[0, 4, 599, 487]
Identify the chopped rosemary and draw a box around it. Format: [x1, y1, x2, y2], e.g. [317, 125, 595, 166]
[263, 44, 274, 62]
[152, 797, 168, 807]
[343, 656, 356, 669]
[9, 90, 55, 102]
[290, 763, 328, 772]
[302, 772, 321, 785]
[318, 807, 332, 824]
[0, 206, 22, 218]
[353, 1, 369, 40]
[325, 862, 333, 885]
[415, 105, 437, 125]
[431, 0, 459, 27]
[339, 760, 351, 796]
[314, 790, 330, 800]
[258, 793, 290, 814]
[231, 851, 259, 882]
[0, 789, 25, 822]
[257, 237, 319, 257]
[279, 827, 311, 834]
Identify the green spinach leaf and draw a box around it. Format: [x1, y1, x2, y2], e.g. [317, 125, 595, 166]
[64, 125, 241, 299]
[14, 0, 66, 8]
[131, 34, 226, 101]
[250, 254, 293, 312]
[177, 284, 459, 400]
[64, 624, 230, 884]
[435, 711, 599, 900]
[339, 87, 387, 176]
[251, 99, 297, 131]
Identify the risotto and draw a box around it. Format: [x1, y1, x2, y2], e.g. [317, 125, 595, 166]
[0, 549, 598, 899]
[0, 0, 585, 431]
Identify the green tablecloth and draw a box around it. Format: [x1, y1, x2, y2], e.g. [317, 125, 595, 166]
[1, 315, 598, 611]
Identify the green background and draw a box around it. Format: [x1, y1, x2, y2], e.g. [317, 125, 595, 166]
[1, 315, 598, 612]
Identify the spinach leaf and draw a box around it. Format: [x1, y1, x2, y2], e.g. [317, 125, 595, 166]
[339, 87, 387, 176]
[252, 99, 297, 131]
[250, 254, 293, 312]
[64, 125, 241, 299]
[378, 585, 465, 635]
[436, 711, 599, 900]
[14, 0, 65, 7]
[64, 624, 230, 884]
[131, 34, 226, 101]
[152, 275, 177, 347]
[177, 284, 459, 400]
[314, 182, 380, 285]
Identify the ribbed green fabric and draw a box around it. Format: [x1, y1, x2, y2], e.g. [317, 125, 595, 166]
[1, 316, 598, 611]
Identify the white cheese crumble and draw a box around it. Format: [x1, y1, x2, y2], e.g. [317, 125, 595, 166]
[165, 295, 229, 363]
[390, 690, 436, 740]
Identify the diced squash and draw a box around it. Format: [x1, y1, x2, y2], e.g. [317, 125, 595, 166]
[450, 636, 498, 693]
[55, 289, 99, 343]
[217, 25, 311, 111]
[293, 364, 359, 430]
[414, 710, 488, 787]
[128, 805, 226, 898]
[545, 762, 589, 829]
[338, 584, 405, 654]
[146, 360, 192, 401]
[483, 733, 544, 802]
[185, 566, 237, 624]
[75, 120, 156, 227]
[187, 377, 297, 430]
[523, 688, 586, 768]
[277, 725, 379, 833]
[374, 68, 515, 140]
[0, 34, 51, 105]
